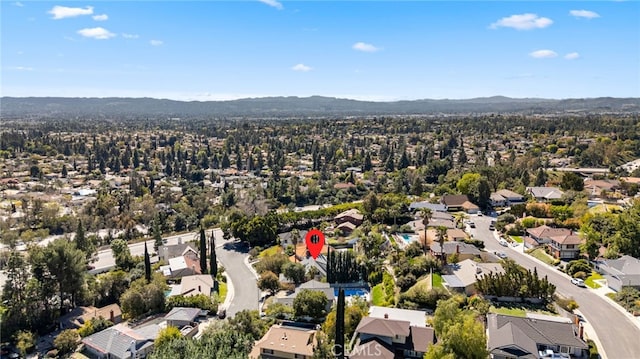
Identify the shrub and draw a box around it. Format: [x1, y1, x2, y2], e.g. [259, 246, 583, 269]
[566, 259, 591, 276]
[573, 271, 587, 279]
[397, 274, 417, 291]
[368, 271, 383, 286]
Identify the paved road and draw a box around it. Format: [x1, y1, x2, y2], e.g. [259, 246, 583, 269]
[470, 214, 640, 359]
[213, 228, 260, 317]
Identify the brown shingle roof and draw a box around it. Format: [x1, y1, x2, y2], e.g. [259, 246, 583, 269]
[355, 316, 411, 338]
[249, 324, 316, 359]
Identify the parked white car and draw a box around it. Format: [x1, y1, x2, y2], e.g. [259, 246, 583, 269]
[571, 278, 586, 287]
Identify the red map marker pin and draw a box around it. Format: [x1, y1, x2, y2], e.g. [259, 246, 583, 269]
[305, 229, 325, 260]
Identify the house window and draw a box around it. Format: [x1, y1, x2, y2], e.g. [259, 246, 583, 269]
[567, 245, 575, 249]
[263, 349, 274, 354]
[560, 346, 569, 353]
[295, 355, 306, 359]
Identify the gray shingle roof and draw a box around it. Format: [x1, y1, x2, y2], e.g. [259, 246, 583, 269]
[164, 307, 202, 322]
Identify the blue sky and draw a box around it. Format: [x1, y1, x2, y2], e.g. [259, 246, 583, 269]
[1, 1, 639, 101]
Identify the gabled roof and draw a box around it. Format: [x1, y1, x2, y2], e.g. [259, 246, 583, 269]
[549, 234, 583, 245]
[408, 202, 447, 212]
[430, 241, 481, 256]
[335, 208, 364, 221]
[487, 313, 587, 354]
[496, 189, 525, 200]
[441, 194, 469, 207]
[526, 186, 564, 200]
[82, 323, 159, 359]
[447, 259, 505, 287]
[164, 307, 202, 323]
[249, 324, 316, 358]
[350, 338, 395, 359]
[177, 274, 214, 297]
[355, 316, 411, 338]
[526, 225, 571, 240]
[601, 255, 640, 276]
[368, 306, 428, 328]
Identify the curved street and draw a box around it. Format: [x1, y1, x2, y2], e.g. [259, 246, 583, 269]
[471, 215, 640, 359]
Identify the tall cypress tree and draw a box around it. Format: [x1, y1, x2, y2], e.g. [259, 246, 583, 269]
[335, 288, 345, 359]
[210, 231, 217, 279]
[144, 242, 151, 283]
[199, 227, 208, 274]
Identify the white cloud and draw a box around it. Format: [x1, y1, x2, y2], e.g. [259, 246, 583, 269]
[48, 5, 93, 20]
[529, 49, 558, 58]
[353, 42, 380, 52]
[291, 63, 312, 72]
[77, 27, 116, 40]
[14, 2, 24, 7]
[93, 14, 108, 21]
[258, 0, 283, 10]
[9, 66, 34, 71]
[570, 10, 600, 19]
[564, 52, 580, 60]
[150, 40, 163, 46]
[490, 13, 553, 30]
[122, 33, 139, 39]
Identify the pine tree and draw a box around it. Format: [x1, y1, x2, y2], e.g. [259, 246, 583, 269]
[75, 220, 92, 258]
[335, 288, 345, 359]
[144, 242, 151, 283]
[199, 227, 208, 274]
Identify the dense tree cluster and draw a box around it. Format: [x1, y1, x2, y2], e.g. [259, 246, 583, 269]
[476, 259, 555, 301]
[326, 250, 367, 284]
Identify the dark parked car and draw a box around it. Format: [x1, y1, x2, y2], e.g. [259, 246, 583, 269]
[217, 309, 226, 319]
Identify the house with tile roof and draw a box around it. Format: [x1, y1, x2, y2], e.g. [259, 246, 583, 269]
[526, 225, 582, 259]
[487, 313, 587, 359]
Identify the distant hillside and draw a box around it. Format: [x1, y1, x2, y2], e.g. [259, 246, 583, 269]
[1, 96, 639, 118]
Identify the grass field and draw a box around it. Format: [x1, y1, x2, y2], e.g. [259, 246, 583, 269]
[259, 245, 282, 258]
[490, 303, 556, 318]
[432, 273, 443, 288]
[371, 284, 385, 306]
[529, 248, 556, 265]
[511, 236, 524, 243]
[585, 272, 603, 289]
[218, 282, 228, 302]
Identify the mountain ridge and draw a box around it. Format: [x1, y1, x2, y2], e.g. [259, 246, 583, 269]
[1, 96, 639, 118]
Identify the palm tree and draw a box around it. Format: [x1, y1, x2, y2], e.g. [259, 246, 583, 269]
[420, 208, 432, 255]
[291, 229, 300, 263]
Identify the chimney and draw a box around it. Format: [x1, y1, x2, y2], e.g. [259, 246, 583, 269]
[579, 324, 584, 340]
[574, 315, 579, 326]
[178, 237, 183, 244]
[130, 340, 136, 358]
[198, 285, 201, 293]
[110, 309, 114, 322]
[384, 313, 388, 319]
[456, 244, 460, 254]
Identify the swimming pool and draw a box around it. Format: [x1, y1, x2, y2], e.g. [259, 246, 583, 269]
[399, 233, 416, 243]
[334, 288, 368, 297]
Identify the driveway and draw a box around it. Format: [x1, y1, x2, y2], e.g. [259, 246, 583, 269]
[470, 214, 640, 359]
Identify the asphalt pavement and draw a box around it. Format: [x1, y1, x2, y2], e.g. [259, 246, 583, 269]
[470, 214, 640, 359]
[214, 229, 260, 317]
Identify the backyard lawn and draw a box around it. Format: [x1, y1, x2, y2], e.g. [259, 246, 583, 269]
[585, 272, 603, 289]
[490, 303, 556, 317]
[371, 284, 385, 306]
[511, 236, 523, 244]
[529, 248, 555, 265]
[432, 273, 443, 288]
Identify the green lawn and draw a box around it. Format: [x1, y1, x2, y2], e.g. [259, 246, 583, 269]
[490, 303, 556, 318]
[259, 245, 282, 258]
[218, 281, 228, 302]
[432, 273, 443, 288]
[511, 236, 524, 244]
[490, 305, 526, 317]
[529, 248, 555, 265]
[371, 284, 385, 306]
[585, 272, 603, 289]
